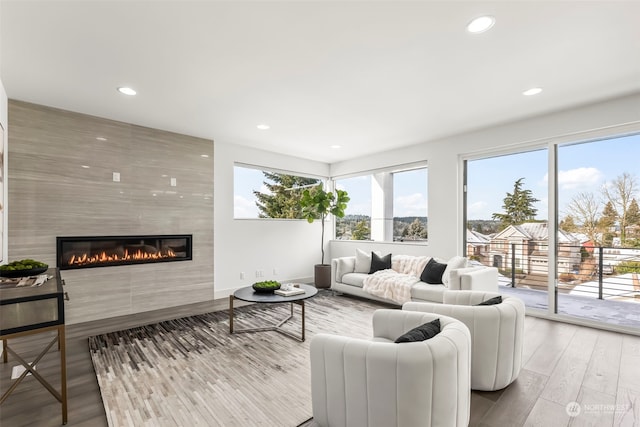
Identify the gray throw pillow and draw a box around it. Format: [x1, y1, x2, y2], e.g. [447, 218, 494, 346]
[420, 258, 447, 284]
[395, 319, 441, 343]
[369, 252, 391, 274]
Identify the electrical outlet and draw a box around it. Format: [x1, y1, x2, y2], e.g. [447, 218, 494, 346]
[240, 272, 245, 280]
[273, 268, 279, 275]
[255, 270, 260, 278]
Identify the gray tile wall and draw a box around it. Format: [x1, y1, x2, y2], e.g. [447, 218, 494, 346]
[7, 100, 214, 324]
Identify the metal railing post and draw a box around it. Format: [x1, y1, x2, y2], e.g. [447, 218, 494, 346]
[511, 243, 516, 288]
[598, 247, 604, 300]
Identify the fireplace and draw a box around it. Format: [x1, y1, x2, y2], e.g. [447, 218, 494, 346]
[56, 235, 192, 270]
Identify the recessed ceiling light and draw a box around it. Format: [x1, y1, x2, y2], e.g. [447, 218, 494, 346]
[81, 165, 90, 169]
[523, 87, 543, 96]
[467, 16, 495, 33]
[200, 154, 209, 158]
[330, 145, 342, 149]
[117, 87, 137, 96]
[256, 124, 270, 130]
[96, 137, 107, 141]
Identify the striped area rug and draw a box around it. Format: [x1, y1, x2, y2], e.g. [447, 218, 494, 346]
[89, 291, 389, 427]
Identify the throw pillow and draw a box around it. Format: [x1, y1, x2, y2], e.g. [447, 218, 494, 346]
[395, 319, 441, 343]
[369, 252, 392, 274]
[476, 296, 503, 306]
[442, 256, 468, 287]
[420, 258, 447, 284]
[354, 248, 372, 273]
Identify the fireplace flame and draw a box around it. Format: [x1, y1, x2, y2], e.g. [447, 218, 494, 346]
[68, 248, 177, 267]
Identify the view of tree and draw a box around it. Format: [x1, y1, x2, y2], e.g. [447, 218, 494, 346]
[565, 192, 601, 244]
[351, 220, 371, 240]
[254, 172, 321, 219]
[602, 172, 638, 245]
[559, 215, 577, 232]
[492, 178, 540, 230]
[402, 218, 428, 239]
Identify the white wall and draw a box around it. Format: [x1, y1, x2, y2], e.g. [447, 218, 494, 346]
[330, 92, 640, 261]
[213, 142, 330, 298]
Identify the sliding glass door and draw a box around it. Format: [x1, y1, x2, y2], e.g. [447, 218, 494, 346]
[465, 149, 549, 310]
[556, 134, 640, 328]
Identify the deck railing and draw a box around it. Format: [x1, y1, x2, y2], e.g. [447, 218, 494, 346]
[473, 242, 640, 302]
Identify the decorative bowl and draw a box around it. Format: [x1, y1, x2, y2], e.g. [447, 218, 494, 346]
[252, 280, 281, 293]
[0, 266, 48, 278]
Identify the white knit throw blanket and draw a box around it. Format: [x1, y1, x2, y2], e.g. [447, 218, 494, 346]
[362, 270, 421, 304]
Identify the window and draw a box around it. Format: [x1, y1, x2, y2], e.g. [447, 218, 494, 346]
[334, 164, 427, 242]
[393, 168, 428, 242]
[335, 175, 372, 240]
[233, 165, 321, 219]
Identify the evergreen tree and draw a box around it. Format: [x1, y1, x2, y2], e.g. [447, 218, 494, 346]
[253, 172, 321, 219]
[627, 199, 640, 239]
[403, 218, 428, 239]
[491, 178, 540, 230]
[599, 201, 617, 246]
[351, 220, 371, 240]
[559, 215, 578, 232]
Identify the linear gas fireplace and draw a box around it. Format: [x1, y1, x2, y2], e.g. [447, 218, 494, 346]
[56, 235, 192, 270]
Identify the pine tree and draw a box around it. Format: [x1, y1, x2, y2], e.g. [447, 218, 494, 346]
[403, 218, 428, 239]
[599, 201, 617, 246]
[491, 178, 540, 230]
[253, 172, 321, 219]
[351, 220, 371, 240]
[559, 215, 578, 232]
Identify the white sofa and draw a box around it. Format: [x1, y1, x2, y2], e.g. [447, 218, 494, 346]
[403, 290, 525, 391]
[310, 309, 471, 427]
[331, 253, 499, 305]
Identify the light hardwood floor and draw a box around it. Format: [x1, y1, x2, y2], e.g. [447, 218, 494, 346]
[1, 296, 639, 427]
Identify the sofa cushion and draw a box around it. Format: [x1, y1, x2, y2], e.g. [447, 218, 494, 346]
[394, 318, 441, 343]
[442, 256, 468, 287]
[420, 258, 447, 284]
[411, 283, 447, 303]
[355, 249, 380, 273]
[341, 273, 369, 288]
[369, 252, 392, 273]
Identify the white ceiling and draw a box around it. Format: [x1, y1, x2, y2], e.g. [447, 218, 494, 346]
[2, 1, 639, 163]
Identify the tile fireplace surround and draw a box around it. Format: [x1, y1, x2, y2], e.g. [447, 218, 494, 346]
[7, 100, 214, 324]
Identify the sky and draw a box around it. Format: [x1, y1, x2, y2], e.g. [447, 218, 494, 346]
[467, 133, 640, 220]
[234, 133, 639, 220]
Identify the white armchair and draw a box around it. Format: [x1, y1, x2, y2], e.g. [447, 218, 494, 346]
[310, 310, 471, 427]
[403, 290, 525, 391]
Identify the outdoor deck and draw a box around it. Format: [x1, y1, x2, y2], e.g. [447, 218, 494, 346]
[499, 284, 640, 330]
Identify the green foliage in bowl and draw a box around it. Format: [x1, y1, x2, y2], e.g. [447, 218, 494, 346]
[0, 259, 49, 277]
[0, 259, 48, 272]
[252, 280, 281, 293]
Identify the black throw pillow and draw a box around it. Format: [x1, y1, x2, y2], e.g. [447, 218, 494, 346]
[420, 258, 447, 284]
[476, 296, 503, 306]
[369, 252, 391, 274]
[395, 319, 441, 343]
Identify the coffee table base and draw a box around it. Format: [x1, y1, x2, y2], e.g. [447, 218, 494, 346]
[229, 296, 306, 342]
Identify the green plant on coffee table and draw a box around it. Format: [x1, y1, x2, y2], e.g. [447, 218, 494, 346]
[252, 280, 281, 293]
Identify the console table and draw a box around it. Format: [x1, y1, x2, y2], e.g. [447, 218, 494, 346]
[0, 268, 68, 425]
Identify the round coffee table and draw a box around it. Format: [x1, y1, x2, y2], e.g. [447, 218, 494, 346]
[229, 284, 318, 342]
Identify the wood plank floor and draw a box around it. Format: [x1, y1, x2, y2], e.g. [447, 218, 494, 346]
[1, 295, 639, 427]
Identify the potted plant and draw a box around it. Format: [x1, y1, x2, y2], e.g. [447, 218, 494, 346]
[300, 185, 349, 288]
